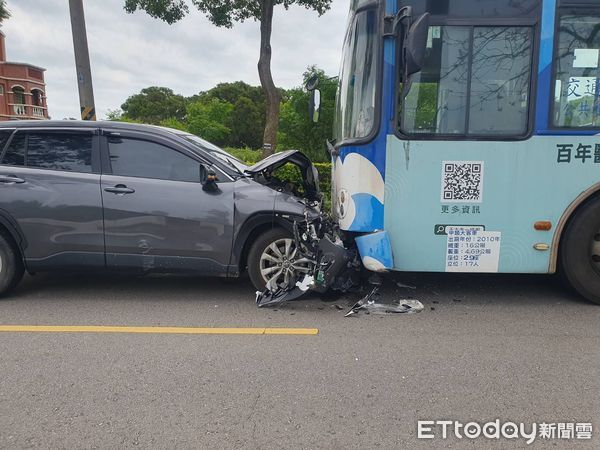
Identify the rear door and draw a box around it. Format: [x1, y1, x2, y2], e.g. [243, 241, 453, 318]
[100, 131, 235, 275]
[0, 128, 104, 269]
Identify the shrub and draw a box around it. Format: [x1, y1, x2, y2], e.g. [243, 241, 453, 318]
[225, 147, 262, 164]
[224, 149, 333, 210]
[273, 163, 332, 211]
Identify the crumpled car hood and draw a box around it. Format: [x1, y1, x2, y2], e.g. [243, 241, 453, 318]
[246, 150, 321, 202]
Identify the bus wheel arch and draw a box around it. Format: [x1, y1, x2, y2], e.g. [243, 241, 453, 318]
[551, 183, 600, 273]
[554, 184, 600, 304]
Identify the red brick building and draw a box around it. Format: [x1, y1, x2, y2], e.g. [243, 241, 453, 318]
[0, 31, 48, 121]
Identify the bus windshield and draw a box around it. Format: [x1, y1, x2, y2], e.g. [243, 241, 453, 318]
[333, 6, 380, 143]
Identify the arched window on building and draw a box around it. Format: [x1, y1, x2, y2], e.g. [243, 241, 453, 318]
[12, 86, 26, 116]
[31, 89, 45, 117]
[12, 86, 25, 104]
[32, 89, 42, 106]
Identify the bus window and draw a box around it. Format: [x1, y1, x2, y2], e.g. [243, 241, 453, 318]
[333, 8, 379, 143]
[469, 27, 532, 135]
[553, 9, 600, 128]
[400, 0, 541, 18]
[401, 26, 470, 135]
[400, 26, 533, 137]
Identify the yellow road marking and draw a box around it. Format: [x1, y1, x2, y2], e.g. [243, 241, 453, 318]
[0, 325, 318, 336]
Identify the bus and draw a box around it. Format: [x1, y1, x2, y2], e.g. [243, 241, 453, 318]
[310, 0, 600, 304]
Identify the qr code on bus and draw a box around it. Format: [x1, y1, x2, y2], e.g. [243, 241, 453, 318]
[441, 161, 484, 203]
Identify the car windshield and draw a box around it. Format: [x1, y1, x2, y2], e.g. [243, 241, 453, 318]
[181, 134, 249, 175]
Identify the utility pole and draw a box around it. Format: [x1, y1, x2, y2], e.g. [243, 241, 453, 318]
[69, 0, 96, 121]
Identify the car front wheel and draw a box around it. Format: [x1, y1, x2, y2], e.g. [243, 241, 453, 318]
[247, 228, 313, 292]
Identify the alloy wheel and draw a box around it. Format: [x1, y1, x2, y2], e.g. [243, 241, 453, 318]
[259, 238, 313, 290]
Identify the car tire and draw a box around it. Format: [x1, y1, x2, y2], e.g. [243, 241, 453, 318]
[560, 196, 600, 304]
[247, 228, 312, 292]
[0, 233, 24, 297]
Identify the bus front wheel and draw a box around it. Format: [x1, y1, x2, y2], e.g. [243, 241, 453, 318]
[560, 196, 600, 305]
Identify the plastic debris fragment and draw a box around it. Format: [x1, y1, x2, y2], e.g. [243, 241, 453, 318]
[345, 286, 424, 317]
[396, 281, 417, 290]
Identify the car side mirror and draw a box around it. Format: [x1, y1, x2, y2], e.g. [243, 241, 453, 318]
[200, 165, 219, 193]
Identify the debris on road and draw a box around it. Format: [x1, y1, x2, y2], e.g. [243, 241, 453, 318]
[345, 286, 424, 317]
[396, 281, 417, 290]
[254, 206, 424, 318]
[255, 212, 362, 308]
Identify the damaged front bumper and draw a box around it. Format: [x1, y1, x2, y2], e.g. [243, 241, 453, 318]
[248, 149, 403, 312]
[255, 211, 396, 309]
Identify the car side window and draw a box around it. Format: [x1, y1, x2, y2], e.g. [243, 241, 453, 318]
[1, 132, 25, 167]
[27, 132, 93, 173]
[107, 137, 200, 183]
[0, 130, 13, 161]
[0, 131, 93, 173]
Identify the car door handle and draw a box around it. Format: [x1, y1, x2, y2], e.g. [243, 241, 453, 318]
[104, 185, 135, 195]
[0, 175, 26, 184]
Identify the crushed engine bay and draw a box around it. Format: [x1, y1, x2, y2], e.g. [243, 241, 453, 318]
[246, 150, 321, 203]
[255, 209, 363, 308]
[247, 149, 423, 316]
[254, 208, 424, 316]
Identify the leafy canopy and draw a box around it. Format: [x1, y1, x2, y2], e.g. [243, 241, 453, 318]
[0, 0, 10, 23]
[278, 66, 337, 162]
[110, 67, 338, 162]
[124, 0, 332, 26]
[187, 98, 234, 145]
[121, 87, 187, 124]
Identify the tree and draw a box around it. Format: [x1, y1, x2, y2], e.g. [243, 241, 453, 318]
[278, 67, 337, 162]
[230, 96, 264, 149]
[123, 0, 333, 157]
[0, 1, 10, 24]
[186, 98, 234, 146]
[195, 81, 267, 148]
[121, 86, 187, 124]
[159, 117, 189, 132]
[197, 81, 265, 107]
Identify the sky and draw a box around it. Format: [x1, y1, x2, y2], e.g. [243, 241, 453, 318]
[2, 0, 349, 120]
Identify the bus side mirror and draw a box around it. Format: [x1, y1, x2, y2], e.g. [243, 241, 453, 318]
[305, 74, 321, 124]
[309, 89, 321, 124]
[404, 13, 430, 77]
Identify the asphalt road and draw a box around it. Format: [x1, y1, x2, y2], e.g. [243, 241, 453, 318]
[0, 271, 599, 449]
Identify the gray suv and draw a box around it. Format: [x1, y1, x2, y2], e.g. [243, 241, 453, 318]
[0, 121, 322, 296]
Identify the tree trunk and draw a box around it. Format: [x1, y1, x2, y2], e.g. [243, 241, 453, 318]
[258, 0, 281, 158]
